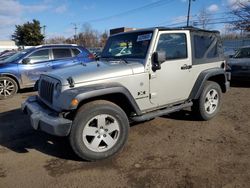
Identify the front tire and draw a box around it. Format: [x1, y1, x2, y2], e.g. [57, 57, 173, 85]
[192, 81, 222, 120]
[69, 100, 129, 161]
[0, 77, 18, 100]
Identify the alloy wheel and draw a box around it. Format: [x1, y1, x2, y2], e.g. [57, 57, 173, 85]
[82, 114, 120, 152]
[0, 79, 15, 97]
[204, 89, 219, 114]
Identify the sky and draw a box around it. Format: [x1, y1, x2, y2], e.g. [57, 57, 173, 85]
[0, 0, 249, 40]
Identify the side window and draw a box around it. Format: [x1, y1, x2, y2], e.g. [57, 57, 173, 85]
[28, 49, 49, 63]
[235, 48, 250, 58]
[53, 48, 72, 59]
[194, 34, 219, 59]
[156, 33, 187, 60]
[72, 48, 81, 56]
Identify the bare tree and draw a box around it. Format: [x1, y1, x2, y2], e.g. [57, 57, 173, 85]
[221, 24, 239, 39]
[100, 31, 108, 47]
[197, 8, 211, 29]
[230, 1, 250, 32]
[76, 23, 99, 48]
[46, 36, 67, 44]
[44, 23, 109, 47]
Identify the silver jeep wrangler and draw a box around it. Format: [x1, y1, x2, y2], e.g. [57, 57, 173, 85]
[22, 27, 230, 161]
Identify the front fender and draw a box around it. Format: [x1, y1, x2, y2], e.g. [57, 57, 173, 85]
[55, 83, 142, 115]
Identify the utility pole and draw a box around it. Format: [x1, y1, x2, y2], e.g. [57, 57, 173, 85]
[187, 0, 195, 27]
[71, 23, 78, 43]
[42, 25, 46, 44]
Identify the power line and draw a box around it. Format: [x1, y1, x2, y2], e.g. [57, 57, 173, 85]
[158, 9, 236, 27]
[158, 11, 232, 26]
[162, 17, 237, 27]
[84, 0, 174, 23]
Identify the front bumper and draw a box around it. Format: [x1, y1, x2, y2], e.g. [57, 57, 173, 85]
[21, 96, 72, 136]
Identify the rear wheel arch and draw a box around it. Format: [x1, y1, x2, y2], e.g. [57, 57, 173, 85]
[207, 74, 227, 93]
[189, 68, 227, 100]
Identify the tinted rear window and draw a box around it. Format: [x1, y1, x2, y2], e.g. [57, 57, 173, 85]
[53, 48, 72, 59]
[72, 48, 81, 56]
[194, 35, 219, 59]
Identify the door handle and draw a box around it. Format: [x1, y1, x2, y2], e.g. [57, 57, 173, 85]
[46, 63, 51, 67]
[181, 64, 192, 70]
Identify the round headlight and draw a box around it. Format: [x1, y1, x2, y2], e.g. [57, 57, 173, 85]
[54, 83, 61, 96]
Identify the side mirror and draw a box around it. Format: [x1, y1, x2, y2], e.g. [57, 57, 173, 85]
[157, 51, 167, 63]
[22, 58, 31, 64]
[152, 51, 166, 71]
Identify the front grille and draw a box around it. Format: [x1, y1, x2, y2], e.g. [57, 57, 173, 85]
[39, 79, 54, 104]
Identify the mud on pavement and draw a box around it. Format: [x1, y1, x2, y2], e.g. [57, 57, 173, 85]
[0, 83, 250, 188]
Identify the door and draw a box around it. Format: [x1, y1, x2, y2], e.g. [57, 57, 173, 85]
[149, 31, 194, 106]
[19, 49, 52, 87]
[51, 48, 77, 70]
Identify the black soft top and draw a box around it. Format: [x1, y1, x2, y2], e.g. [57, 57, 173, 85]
[113, 26, 219, 37]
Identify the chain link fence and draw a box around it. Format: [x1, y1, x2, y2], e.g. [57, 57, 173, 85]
[223, 38, 250, 56]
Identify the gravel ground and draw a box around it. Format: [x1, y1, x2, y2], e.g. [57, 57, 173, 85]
[0, 82, 250, 188]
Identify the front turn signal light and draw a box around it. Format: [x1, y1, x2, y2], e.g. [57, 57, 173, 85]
[71, 99, 79, 107]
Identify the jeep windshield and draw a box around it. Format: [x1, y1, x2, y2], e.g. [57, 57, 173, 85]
[101, 31, 153, 59]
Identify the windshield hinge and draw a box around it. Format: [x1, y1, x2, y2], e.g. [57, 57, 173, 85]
[149, 73, 157, 79]
[67, 77, 75, 88]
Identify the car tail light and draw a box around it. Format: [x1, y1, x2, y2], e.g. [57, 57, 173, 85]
[88, 53, 95, 60]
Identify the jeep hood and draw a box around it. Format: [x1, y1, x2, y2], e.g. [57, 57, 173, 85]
[46, 61, 144, 85]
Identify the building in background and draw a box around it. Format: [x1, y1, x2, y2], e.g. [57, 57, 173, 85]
[0, 40, 18, 52]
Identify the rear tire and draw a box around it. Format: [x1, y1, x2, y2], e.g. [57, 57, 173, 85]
[0, 77, 18, 100]
[192, 81, 222, 120]
[69, 100, 129, 161]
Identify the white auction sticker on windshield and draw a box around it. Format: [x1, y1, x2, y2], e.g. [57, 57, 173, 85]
[137, 33, 152, 42]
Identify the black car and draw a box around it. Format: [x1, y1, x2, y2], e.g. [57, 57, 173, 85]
[227, 46, 250, 79]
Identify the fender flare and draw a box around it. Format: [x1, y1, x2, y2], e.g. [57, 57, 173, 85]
[59, 83, 142, 115]
[189, 68, 227, 100]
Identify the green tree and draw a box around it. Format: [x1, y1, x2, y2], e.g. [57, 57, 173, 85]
[12, 19, 44, 46]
